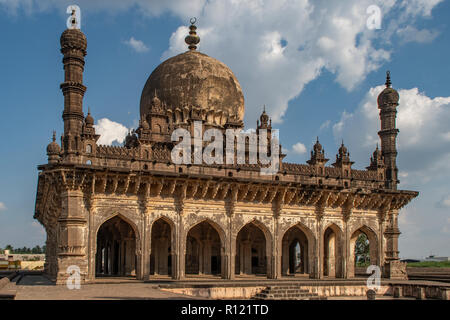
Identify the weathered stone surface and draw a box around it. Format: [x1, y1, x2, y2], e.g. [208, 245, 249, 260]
[140, 50, 245, 124]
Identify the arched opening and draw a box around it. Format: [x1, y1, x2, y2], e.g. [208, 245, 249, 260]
[235, 222, 267, 276]
[323, 224, 343, 278]
[185, 221, 222, 276]
[150, 218, 172, 277]
[349, 226, 378, 277]
[282, 225, 312, 276]
[95, 216, 137, 277]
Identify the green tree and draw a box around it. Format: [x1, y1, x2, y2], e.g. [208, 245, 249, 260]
[355, 233, 369, 266]
[32, 246, 41, 254]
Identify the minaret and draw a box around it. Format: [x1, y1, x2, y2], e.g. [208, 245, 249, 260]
[60, 15, 87, 156]
[377, 71, 400, 190]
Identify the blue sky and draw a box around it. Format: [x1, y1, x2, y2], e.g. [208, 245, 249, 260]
[0, 0, 449, 259]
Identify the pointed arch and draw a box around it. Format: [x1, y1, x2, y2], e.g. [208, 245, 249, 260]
[235, 220, 272, 276]
[322, 223, 344, 278]
[280, 222, 316, 276]
[348, 224, 379, 278]
[95, 214, 138, 277]
[185, 219, 224, 276]
[150, 217, 175, 277]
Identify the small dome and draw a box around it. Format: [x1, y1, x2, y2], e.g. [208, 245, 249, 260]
[378, 87, 399, 106]
[313, 137, 323, 153]
[47, 132, 60, 155]
[85, 110, 94, 126]
[377, 71, 399, 106]
[339, 143, 348, 155]
[60, 29, 87, 53]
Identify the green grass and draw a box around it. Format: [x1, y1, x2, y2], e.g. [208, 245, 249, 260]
[406, 261, 450, 268]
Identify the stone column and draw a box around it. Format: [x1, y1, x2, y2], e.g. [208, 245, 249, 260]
[226, 218, 235, 280]
[142, 205, 151, 280]
[174, 202, 185, 280]
[87, 194, 97, 282]
[202, 239, 212, 275]
[273, 215, 281, 279]
[342, 210, 351, 279]
[282, 240, 289, 275]
[56, 189, 89, 284]
[383, 210, 407, 279]
[242, 240, 252, 274]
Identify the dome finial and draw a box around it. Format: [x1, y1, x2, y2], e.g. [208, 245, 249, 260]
[385, 70, 391, 88]
[52, 131, 56, 142]
[185, 17, 200, 51]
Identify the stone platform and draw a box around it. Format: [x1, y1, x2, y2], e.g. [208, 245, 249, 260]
[4, 273, 450, 300]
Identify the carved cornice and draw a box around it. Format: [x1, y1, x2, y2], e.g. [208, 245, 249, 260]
[35, 168, 418, 224]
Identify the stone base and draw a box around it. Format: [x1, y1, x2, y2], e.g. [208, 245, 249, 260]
[383, 260, 407, 280]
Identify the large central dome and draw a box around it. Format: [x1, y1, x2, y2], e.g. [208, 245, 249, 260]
[140, 49, 245, 125]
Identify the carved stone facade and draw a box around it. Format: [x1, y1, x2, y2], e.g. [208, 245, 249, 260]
[34, 22, 418, 284]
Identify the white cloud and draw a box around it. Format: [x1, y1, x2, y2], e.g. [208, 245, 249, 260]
[0, 202, 6, 211]
[396, 26, 440, 44]
[292, 142, 307, 155]
[333, 85, 450, 258]
[1, 0, 440, 124]
[123, 37, 149, 53]
[332, 85, 450, 172]
[93, 118, 129, 146]
[438, 195, 450, 208]
[319, 120, 331, 131]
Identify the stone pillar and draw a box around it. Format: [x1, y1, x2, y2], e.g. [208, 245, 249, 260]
[174, 206, 185, 280]
[383, 210, 407, 279]
[142, 206, 151, 280]
[202, 239, 212, 275]
[327, 234, 336, 277]
[282, 240, 289, 275]
[56, 189, 89, 284]
[159, 237, 169, 275]
[241, 240, 252, 274]
[87, 194, 97, 282]
[104, 243, 109, 275]
[226, 222, 235, 280]
[316, 218, 323, 279]
[272, 216, 281, 280]
[342, 214, 351, 279]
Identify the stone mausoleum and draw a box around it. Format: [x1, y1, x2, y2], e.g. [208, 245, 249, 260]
[34, 20, 418, 284]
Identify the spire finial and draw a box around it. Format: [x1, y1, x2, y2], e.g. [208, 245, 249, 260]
[52, 131, 56, 142]
[185, 17, 200, 51]
[263, 104, 266, 113]
[316, 136, 319, 143]
[88, 106, 91, 115]
[385, 70, 391, 88]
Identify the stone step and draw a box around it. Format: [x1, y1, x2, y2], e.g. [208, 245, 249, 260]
[260, 288, 311, 293]
[252, 285, 324, 300]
